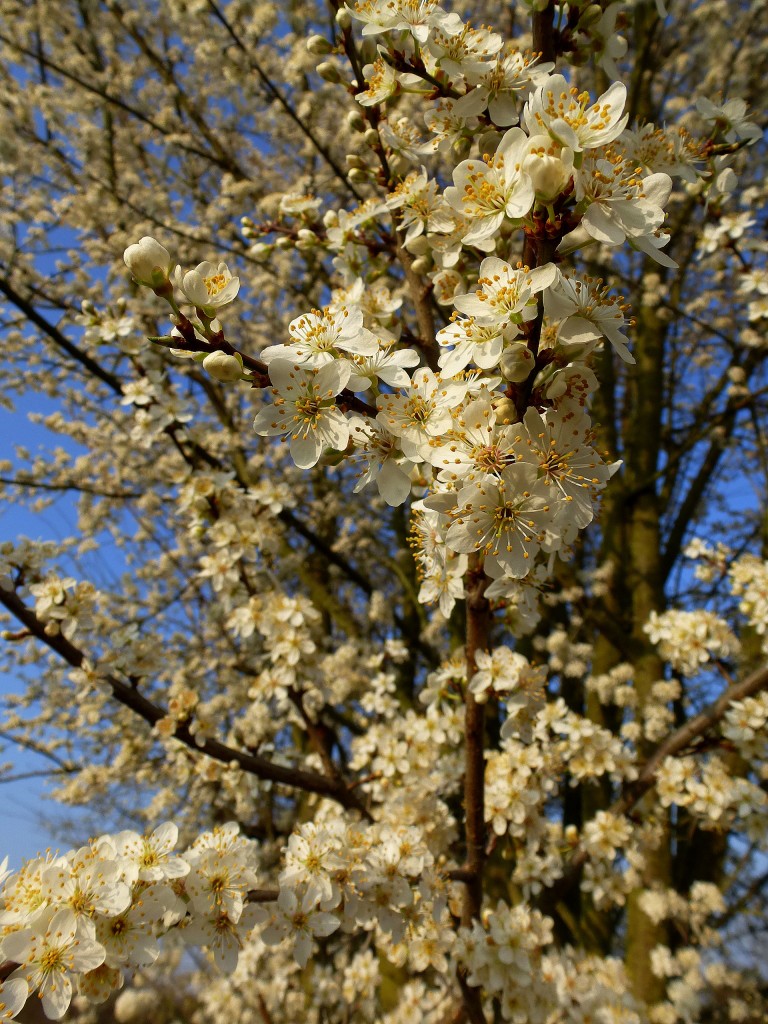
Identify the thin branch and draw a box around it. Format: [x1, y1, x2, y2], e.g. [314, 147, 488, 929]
[0, 34, 226, 171]
[247, 888, 280, 903]
[205, 0, 362, 201]
[0, 476, 141, 500]
[0, 588, 367, 812]
[458, 555, 491, 1024]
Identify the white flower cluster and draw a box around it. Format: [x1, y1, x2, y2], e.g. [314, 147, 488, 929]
[655, 755, 768, 837]
[455, 901, 555, 1020]
[644, 608, 740, 676]
[255, 818, 454, 974]
[729, 553, 768, 652]
[723, 692, 768, 769]
[0, 823, 260, 1020]
[123, 0, 756, 615]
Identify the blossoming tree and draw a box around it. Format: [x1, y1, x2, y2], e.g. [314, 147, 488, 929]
[1, 0, 767, 1021]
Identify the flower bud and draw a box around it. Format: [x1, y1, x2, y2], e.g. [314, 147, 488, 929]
[295, 229, 317, 251]
[405, 235, 429, 256]
[348, 167, 369, 183]
[500, 343, 534, 382]
[316, 61, 342, 83]
[346, 153, 367, 169]
[306, 34, 332, 55]
[363, 128, 380, 146]
[410, 256, 431, 274]
[346, 110, 366, 132]
[248, 242, 273, 260]
[493, 397, 518, 424]
[202, 350, 244, 382]
[478, 131, 502, 156]
[123, 236, 173, 286]
[578, 3, 604, 27]
[335, 6, 352, 30]
[522, 136, 573, 202]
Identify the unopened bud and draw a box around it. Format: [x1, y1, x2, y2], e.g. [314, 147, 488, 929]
[346, 153, 367, 169]
[202, 350, 244, 383]
[451, 136, 471, 161]
[493, 397, 518, 424]
[410, 256, 430, 274]
[499, 343, 534, 383]
[295, 229, 317, 251]
[363, 127, 380, 146]
[248, 242, 272, 260]
[306, 34, 332, 55]
[348, 167, 369, 183]
[523, 148, 571, 202]
[405, 235, 429, 256]
[346, 110, 366, 132]
[335, 6, 352, 30]
[275, 235, 294, 250]
[316, 60, 342, 83]
[578, 3, 603, 27]
[123, 236, 173, 287]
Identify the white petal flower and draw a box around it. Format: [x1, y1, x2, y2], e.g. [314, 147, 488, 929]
[349, 415, 415, 506]
[523, 75, 628, 152]
[3, 907, 105, 1020]
[262, 306, 377, 368]
[112, 823, 190, 882]
[445, 463, 553, 577]
[544, 271, 634, 363]
[174, 261, 240, 312]
[254, 360, 352, 469]
[0, 978, 28, 1022]
[376, 368, 468, 458]
[453, 257, 557, 327]
[258, 888, 340, 969]
[445, 128, 535, 244]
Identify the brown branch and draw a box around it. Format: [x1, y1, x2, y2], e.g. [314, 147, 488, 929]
[532, 2, 558, 64]
[288, 688, 372, 821]
[396, 241, 439, 371]
[0, 475, 141, 500]
[0, 588, 366, 812]
[0, 33, 226, 172]
[246, 888, 280, 903]
[257, 991, 275, 1024]
[457, 556, 491, 1024]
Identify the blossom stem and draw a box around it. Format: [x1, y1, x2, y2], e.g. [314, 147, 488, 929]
[459, 555, 491, 1022]
[532, 2, 558, 64]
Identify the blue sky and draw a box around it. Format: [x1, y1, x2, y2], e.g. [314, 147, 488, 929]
[0, 393, 88, 866]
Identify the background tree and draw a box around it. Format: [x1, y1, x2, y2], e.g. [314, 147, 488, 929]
[0, 1, 767, 1022]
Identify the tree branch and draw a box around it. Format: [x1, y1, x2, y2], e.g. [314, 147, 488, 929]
[0, 588, 367, 812]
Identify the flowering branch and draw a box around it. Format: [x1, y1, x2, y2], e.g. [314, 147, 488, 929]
[0, 588, 368, 811]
